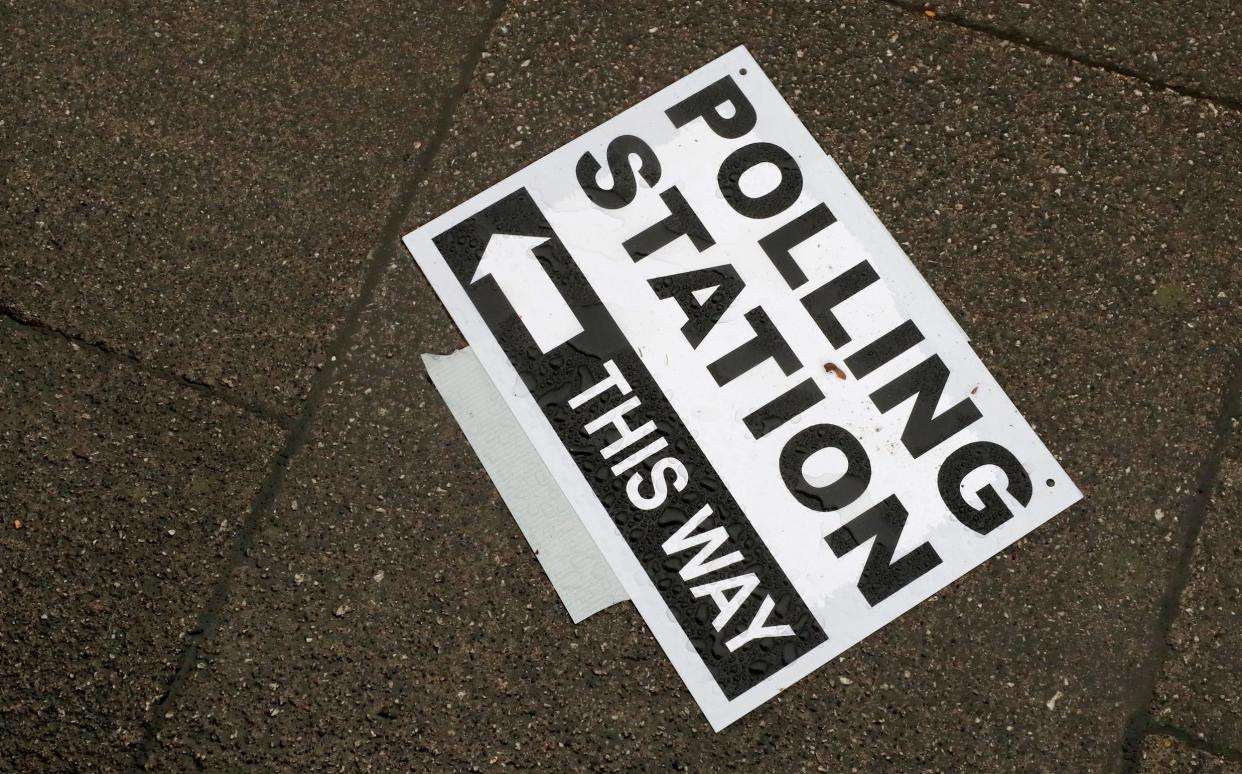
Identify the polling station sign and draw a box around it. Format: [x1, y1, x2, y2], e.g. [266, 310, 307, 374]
[403, 46, 1081, 730]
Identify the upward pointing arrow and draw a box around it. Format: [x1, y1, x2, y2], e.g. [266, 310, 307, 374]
[472, 233, 584, 354]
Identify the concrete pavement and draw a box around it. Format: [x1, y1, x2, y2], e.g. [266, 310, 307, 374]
[2, 0, 1239, 770]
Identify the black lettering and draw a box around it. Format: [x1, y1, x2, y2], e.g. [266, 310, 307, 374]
[844, 320, 925, 378]
[576, 134, 662, 209]
[939, 441, 1033, 534]
[707, 306, 799, 386]
[801, 261, 880, 347]
[779, 423, 870, 512]
[622, 187, 715, 261]
[826, 495, 943, 606]
[744, 378, 824, 439]
[649, 264, 744, 348]
[433, 187, 827, 695]
[718, 141, 803, 219]
[870, 354, 983, 458]
[759, 203, 836, 289]
[665, 75, 757, 139]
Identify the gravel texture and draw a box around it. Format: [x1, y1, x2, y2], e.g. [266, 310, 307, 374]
[141, 1, 1241, 769]
[1154, 397, 1242, 748]
[1141, 733, 1242, 773]
[930, 0, 1242, 103]
[1, 0, 491, 416]
[0, 320, 282, 769]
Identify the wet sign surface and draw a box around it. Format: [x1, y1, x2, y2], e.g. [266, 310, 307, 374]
[403, 47, 1081, 730]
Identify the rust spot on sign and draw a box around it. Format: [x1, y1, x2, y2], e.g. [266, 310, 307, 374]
[824, 363, 847, 380]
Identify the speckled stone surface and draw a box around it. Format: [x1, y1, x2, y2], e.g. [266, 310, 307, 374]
[141, 1, 1240, 770]
[1141, 734, 1242, 773]
[928, 0, 1242, 103]
[1154, 401, 1242, 748]
[1, 0, 491, 416]
[0, 320, 283, 770]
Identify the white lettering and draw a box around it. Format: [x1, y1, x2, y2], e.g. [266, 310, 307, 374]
[661, 504, 743, 581]
[690, 573, 759, 630]
[725, 595, 794, 652]
[568, 359, 630, 409]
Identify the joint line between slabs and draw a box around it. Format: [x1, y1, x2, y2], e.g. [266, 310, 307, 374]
[1114, 351, 1242, 774]
[128, 0, 510, 768]
[879, 0, 1242, 112]
[0, 305, 293, 430]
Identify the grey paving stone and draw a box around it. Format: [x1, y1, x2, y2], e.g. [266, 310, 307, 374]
[0, 320, 283, 770]
[1154, 395, 1242, 749]
[930, 0, 1242, 103]
[1141, 734, 1242, 773]
[1, 0, 492, 416]
[149, 1, 1241, 770]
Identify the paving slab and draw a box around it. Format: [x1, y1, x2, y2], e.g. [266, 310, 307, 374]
[0, 320, 283, 770]
[148, 0, 1240, 770]
[928, 0, 1242, 103]
[1154, 391, 1242, 750]
[1141, 734, 1242, 773]
[1, 0, 491, 416]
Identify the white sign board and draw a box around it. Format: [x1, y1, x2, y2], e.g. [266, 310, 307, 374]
[403, 46, 1081, 730]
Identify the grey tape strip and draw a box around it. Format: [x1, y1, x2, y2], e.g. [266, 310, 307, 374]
[423, 348, 628, 623]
